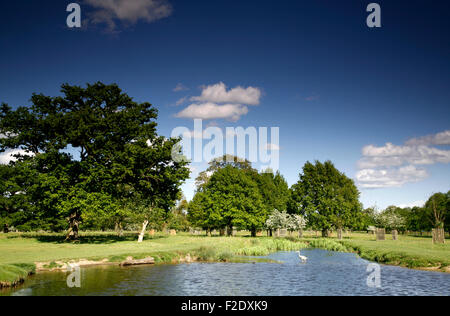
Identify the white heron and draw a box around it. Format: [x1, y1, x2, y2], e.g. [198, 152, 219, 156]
[296, 251, 308, 263]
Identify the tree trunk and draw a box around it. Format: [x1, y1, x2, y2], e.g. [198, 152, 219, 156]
[250, 228, 256, 237]
[226, 225, 233, 237]
[3, 224, 9, 234]
[219, 228, 225, 236]
[321, 229, 331, 238]
[65, 212, 80, 241]
[138, 220, 149, 243]
[298, 229, 303, 238]
[115, 222, 124, 237]
[432, 228, 445, 244]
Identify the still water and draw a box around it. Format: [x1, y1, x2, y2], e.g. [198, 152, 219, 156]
[3, 249, 450, 296]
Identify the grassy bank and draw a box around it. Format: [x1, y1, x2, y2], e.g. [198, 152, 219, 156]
[340, 233, 450, 272]
[0, 263, 35, 288]
[1, 231, 448, 287]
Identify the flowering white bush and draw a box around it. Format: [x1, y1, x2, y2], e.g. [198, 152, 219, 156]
[287, 214, 308, 232]
[265, 209, 307, 231]
[376, 212, 406, 230]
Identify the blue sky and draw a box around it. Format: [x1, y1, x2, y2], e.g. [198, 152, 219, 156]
[0, 0, 449, 209]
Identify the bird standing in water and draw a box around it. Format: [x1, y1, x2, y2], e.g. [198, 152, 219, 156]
[296, 251, 308, 263]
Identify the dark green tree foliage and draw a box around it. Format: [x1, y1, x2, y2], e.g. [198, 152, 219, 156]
[358, 207, 377, 230]
[289, 160, 362, 237]
[256, 170, 290, 214]
[0, 83, 189, 238]
[189, 159, 267, 236]
[167, 199, 190, 231]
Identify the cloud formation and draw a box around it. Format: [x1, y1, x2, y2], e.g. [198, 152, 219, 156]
[358, 143, 450, 169]
[405, 130, 450, 146]
[176, 103, 249, 122]
[190, 82, 261, 105]
[176, 82, 262, 121]
[397, 200, 425, 209]
[356, 130, 450, 188]
[85, 0, 173, 31]
[356, 165, 428, 188]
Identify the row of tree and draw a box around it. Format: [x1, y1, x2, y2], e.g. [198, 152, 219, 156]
[188, 155, 291, 236]
[188, 158, 448, 237]
[0, 83, 447, 239]
[188, 158, 363, 237]
[361, 192, 450, 233]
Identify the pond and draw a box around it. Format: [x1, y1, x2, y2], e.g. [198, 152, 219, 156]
[3, 249, 449, 296]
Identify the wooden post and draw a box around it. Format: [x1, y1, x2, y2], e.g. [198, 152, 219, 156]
[392, 229, 398, 241]
[376, 228, 385, 241]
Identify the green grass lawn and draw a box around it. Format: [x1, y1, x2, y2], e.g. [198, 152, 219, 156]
[0, 232, 252, 265]
[0, 231, 449, 286]
[340, 232, 450, 270]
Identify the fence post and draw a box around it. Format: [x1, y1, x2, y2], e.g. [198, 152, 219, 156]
[376, 228, 385, 241]
[391, 229, 398, 241]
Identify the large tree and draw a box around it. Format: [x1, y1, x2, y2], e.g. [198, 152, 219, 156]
[189, 163, 267, 236]
[0, 82, 189, 239]
[289, 160, 362, 237]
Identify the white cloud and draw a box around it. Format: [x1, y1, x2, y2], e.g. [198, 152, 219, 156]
[176, 82, 261, 121]
[173, 83, 189, 92]
[191, 82, 261, 105]
[358, 143, 450, 168]
[0, 149, 32, 165]
[356, 130, 450, 188]
[85, 0, 173, 31]
[356, 165, 429, 189]
[397, 200, 425, 209]
[176, 103, 249, 122]
[405, 130, 450, 146]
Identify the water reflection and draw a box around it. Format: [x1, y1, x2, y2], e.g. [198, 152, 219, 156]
[3, 249, 450, 296]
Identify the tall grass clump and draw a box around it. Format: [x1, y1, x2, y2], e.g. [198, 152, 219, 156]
[235, 238, 308, 256]
[194, 246, 218, 261]
[307, 239, 349, 252]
